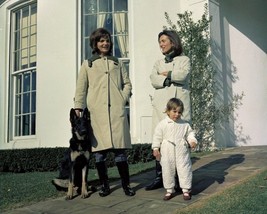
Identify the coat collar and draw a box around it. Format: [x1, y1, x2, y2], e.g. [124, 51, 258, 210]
[165, 116, 182, 124]
[88, 55, 119, 67]
[164, 51, 177, 63]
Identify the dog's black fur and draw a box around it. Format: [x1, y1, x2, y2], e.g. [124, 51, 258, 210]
[66, 108, 91, 200]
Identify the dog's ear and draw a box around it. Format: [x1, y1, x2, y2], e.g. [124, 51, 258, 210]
[83, 108, 90, 120]
[70, 108, 78, 123]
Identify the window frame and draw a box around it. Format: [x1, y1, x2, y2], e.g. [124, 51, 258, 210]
[8, 1, 37, 140]
[81, 0, 129, 60]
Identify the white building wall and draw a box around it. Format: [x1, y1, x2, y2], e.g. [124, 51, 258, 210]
[230, 29, 267, 146]
[210, 0, 267, 146]
[128, 0, 180, 144]
[0, 0, 8, 149]
[1, 0, 266, 149]
[36, 0, 78, 148]
[0, 0, 78, 149]
[128, 0, 206, 144]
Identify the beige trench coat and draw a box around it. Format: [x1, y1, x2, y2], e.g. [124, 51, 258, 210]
[150, 55, 191, 132]
[74, 55, 132, 152]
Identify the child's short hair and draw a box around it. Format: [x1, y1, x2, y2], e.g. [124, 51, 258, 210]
[165, 98, 184, 113]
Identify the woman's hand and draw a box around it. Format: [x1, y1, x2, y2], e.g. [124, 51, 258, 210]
[159, 71, 168, 76]
[75, 109, 81, 117]
[153, 149, 161, 161]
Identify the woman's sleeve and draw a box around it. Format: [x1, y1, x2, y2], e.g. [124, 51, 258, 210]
[74, 60, 89, 109]
[171, 56, 190, 85]
[150, 60, 166, 89]
[120, 61, 132, 102]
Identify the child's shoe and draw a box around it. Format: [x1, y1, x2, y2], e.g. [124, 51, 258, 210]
[163, 192, 174, 201]
[182, 192, 191, 200]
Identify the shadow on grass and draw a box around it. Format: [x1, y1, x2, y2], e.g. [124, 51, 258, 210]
[192, 154, 245, 195]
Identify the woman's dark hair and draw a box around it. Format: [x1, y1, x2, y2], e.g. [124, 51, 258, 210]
[165, 98, 184, 113]
[90, 28, 113, 55]
[158, 30, 183, 56]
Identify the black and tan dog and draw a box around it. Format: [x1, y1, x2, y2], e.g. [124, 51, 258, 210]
[66, 108, 91, 200]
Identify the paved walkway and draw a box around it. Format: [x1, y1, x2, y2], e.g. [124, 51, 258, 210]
[3, 146, 267, 214]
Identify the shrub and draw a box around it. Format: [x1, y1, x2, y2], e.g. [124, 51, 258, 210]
[163, 4, 243, 150]
[0, 144, 153, 173]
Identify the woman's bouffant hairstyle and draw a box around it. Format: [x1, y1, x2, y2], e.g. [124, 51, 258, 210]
[158, 30, 183, 56]
[90, 28, 113, 55]
[165, 98, 184, 113]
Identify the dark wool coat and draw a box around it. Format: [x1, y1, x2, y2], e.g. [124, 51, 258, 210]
[74, 55, 132, 152]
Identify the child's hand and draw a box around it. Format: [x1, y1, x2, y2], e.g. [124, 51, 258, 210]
[189, 141, 197, 149]
[153, 149, 161, 161]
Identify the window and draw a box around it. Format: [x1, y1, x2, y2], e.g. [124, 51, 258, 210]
[10, 3, 37, 138]
[81, 0, 128, 60]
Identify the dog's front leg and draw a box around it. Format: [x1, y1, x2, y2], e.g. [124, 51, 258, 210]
[66, 163, 75, 200]
[81, 165, 89, 198]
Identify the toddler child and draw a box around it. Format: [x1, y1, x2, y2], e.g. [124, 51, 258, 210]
[152, 98, 197, 200]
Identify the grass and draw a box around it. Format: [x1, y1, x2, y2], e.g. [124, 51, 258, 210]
[176, 168, 267, 214]
[0, 161, 155, 212]
[0, 151, 210, 212]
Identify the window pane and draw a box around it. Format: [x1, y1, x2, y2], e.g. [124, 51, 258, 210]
[103, 15, 113, 34]
[30, 4, 37, 24]
[31, 92, 36, 112]
[15, 94, 21, 114]
[84, 38, 90, 59]
[22, 8, 29, 28]
[31, 114, 36, 135]
[32, 71, 36, 90]
[22, 114, 30, 135]
[82, 0, 128, 59]
[21, 28, 28, 45]
[16, 75, 22, 93]
[114, 0, 127, 11]
[85, 0, 97, 14]
[23, 93, 30, 113]
[114, 36, 121, 57]
[85, 15, 97, 36]
[15, 12, 20, 30]
[23, 73, 30, 92]
[14, 32, 20, 50]
[99, 0, 110, 12]
[14, 51, 20, 70]
[30, 26, 36, 44]
[15, 116, 21, 136]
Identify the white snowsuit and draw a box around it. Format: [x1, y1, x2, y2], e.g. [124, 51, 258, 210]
[152, 116, 197, 193]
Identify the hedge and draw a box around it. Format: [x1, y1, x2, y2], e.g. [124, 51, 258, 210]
[0, 144, 153, 173]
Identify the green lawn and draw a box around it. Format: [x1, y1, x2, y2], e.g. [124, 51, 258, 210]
[0, 161, 155, 212]
[3, 151, 266, 213]
[176, 168, 267, 214]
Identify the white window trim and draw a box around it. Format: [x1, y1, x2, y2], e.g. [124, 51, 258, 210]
[8, 1, 37, 141]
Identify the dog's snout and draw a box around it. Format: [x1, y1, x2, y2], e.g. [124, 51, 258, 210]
[79, 128, 87, 136]
[76, 119, 88, 136]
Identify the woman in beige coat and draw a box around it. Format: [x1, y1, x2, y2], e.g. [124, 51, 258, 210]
[146, 30, 192, 191]
[74, 28, 135, 197]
